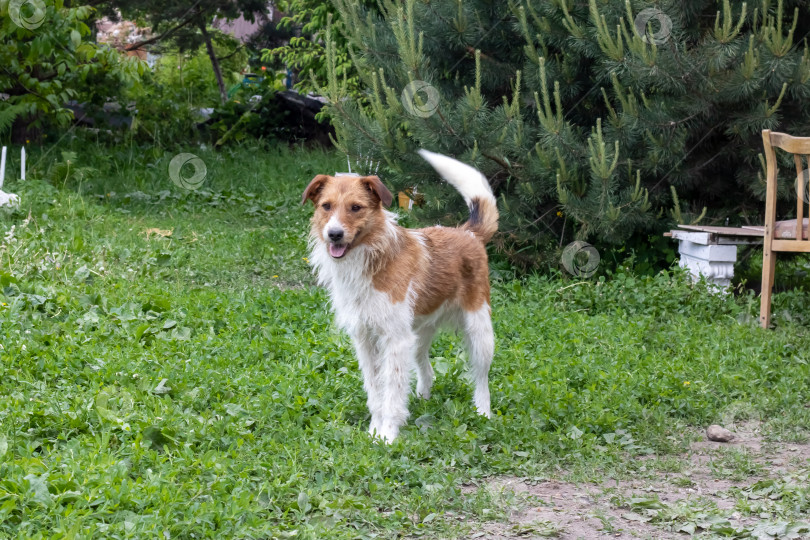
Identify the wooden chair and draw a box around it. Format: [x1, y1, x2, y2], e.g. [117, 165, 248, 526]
[760, 129, 810, 328]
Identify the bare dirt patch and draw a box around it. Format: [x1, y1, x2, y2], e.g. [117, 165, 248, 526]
[461, 424, 810, 539]
[690, 421, 810, 474]
[463, 476, 682, 539]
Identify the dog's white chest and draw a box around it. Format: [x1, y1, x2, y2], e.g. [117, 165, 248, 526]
[331, 278, 396, 331]
[311, 245, 413, 335]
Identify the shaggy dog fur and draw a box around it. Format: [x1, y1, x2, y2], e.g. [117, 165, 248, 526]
[302, 150, 498, 442]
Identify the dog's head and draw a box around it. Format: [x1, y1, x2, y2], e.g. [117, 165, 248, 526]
[302, 174, 393, 259]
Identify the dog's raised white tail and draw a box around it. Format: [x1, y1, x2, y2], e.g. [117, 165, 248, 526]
[418, 149, 499, 243]
[417, 149, 493, 203]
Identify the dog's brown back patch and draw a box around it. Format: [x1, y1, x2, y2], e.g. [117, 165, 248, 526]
[371, 226, 490, 315]
[415, 227, 490, 314]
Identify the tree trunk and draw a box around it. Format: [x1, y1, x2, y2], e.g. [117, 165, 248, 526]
[198, 19, 227, 103]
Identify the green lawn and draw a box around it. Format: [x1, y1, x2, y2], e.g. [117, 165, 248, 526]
[1, 142, 809, 538]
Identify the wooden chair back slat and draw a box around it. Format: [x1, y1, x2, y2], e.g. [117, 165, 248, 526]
[795, 154, 805, 240]
[769, 131, 810, 154]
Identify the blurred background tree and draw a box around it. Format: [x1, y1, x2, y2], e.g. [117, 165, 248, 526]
[103, 0, 268, 102]
[261, 0, 379, 100]
[0, 0, 143, 143]
[320, 0, 810, 269]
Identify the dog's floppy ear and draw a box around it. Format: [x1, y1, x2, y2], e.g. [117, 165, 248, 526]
[302, 174, 330, 205]
[362, 176, 393, 207]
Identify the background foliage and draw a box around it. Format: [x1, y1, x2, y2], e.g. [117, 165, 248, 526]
[261, 0, 379, 100]
[126, 42, 250, 146]
[0, 0, 143, 142]
[321, 0, 810, 269]
[108, 0, 267, 102]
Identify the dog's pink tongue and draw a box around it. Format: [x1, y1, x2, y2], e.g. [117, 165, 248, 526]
[329, 243, 348, 258]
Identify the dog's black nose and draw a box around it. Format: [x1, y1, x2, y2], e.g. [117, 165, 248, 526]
[328, 228, 344, 242]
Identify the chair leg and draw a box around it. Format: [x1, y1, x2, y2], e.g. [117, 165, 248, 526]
[760, 244, 776, 328]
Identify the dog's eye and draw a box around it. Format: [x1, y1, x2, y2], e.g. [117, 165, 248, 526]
[322, 203, 331, 211]
[351, 205, 362, 212]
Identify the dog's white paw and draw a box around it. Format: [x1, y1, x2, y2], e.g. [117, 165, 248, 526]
[368, 418, 398, 443]
[369, 421, 399, 444]
[415, 384, 431, 400]
[474, 388, 491, 418]
[475, 403, 492, 418]
[368, 427, 396, 444]
[368, 417, 382, 438]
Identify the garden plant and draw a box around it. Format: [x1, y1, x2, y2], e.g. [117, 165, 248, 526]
[1, 0, 810, 537]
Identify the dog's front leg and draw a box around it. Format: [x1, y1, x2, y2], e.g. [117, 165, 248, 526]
[350, 328, 384, 437]
[376, 331, 417, 443]
[414, 327, 437, 400]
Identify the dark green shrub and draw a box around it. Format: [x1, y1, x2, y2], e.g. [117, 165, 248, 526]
[320, 0, 810, 271]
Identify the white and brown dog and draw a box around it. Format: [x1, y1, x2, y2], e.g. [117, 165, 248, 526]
[302, 150, 498, 443]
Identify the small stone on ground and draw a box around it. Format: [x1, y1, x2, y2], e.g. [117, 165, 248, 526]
[706, 424, 735, 442]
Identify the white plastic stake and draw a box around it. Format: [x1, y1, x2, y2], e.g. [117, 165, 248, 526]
[20, 147, 25, 180]
[0, 146, 6, 189]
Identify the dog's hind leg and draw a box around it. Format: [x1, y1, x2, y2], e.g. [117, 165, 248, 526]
[463, 304, 494, 418]
[351, 328, 384, 437]
[414, 327, 436, 400]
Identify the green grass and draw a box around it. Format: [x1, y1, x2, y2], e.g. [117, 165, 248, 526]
[1, 140, 810, 537]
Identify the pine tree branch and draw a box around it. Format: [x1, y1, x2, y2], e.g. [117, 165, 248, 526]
[327, 99, 383, 149]
[464, 46, 508, 70]
[480, 151, 511, 172]
[659, 112, 701, 128]
[501, 206, 558, 237]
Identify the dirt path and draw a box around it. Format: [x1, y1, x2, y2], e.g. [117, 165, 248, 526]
[462, 423, 810, 539]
